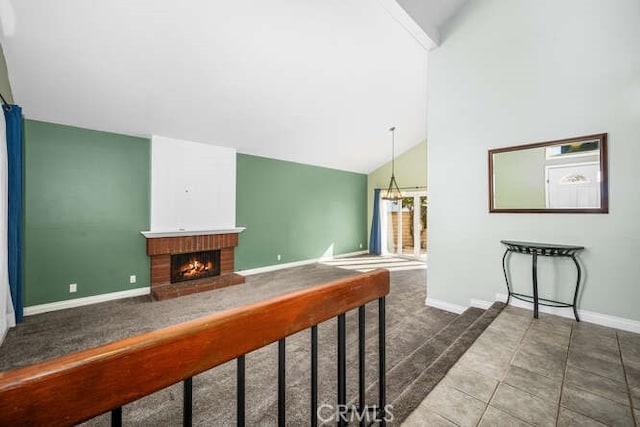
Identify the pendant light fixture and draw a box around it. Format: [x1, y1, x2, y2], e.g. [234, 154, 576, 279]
[381, 126, 403, 200]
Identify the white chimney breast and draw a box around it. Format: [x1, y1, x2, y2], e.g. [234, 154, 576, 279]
[150, 135, 236, 232]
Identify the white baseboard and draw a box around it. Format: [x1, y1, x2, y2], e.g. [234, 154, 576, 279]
[22, 251, 370, 316]
[24, 287, 151, 316]
[425, 297, 466, 314]
[470, 299, 493, 310]
[239, 250, 369, 276]
[496, 293, 640, 334]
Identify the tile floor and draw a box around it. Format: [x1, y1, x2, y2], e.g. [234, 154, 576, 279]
[403, 306, 640, 426]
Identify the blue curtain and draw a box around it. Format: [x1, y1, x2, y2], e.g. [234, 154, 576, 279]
[369, 188, 381, 255]
[4, 104, 23, 322]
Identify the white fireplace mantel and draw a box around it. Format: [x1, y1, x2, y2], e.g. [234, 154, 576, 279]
[140, 227, 246, 239]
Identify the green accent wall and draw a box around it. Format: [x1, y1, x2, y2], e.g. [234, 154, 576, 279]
[24, 120, 150, 306]
[0, 43, 13, 104]
[236, 154, 367, 271]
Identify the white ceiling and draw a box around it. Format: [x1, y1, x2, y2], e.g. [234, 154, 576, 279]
[0, 0, 466, 173]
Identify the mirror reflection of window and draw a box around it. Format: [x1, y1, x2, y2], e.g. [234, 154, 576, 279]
[545, 139, 600, 160]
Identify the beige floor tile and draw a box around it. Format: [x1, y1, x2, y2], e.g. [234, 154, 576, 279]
[529, 314, 573, 338]
[618, 331, 640, 367]
[402, 407, 457, 427]
[407, 310, 640, 427]
[421, 383, 486, 427]
[440, 364, 499, 403]
[625, 363, 640, 388]
[519, 335, 569, 361]
[567, 350, 625, 383]
[456, 346, 512, 381]
[564, 365, 628, 405]
[454, 328, 517, 380]
[488, 313, 530, 333]
[474, 327, 522, 351]
[489, 383, 557, 427]
[561, 386, 634, 426]
[520, 325, 570, 350]
[511, 346, 565, 380]
[488, 316, 529, 332]
[502, 306, 532, 318]
[538, 311, 574, 327]
[471, 331, 519, 356]
[556, 407, 607, 426]
[572, 323, 618, 347]
[478, 405, 532, 426]
[569, 339, 622, 364]
[621, 349, 640, 373]
[572, 321, 618, 336]
[631, 386, 640, 409]
[618, 330, 640, 346]
[503, 365, 562, 403]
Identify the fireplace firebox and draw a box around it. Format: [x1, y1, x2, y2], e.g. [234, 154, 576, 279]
[170, 250, 221, 283]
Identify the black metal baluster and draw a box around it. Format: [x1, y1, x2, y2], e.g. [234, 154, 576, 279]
[183, 377, 193, 427]
[182, 377, 193, 427]
[337, 313, 346, 427]
[237, 355, 245, 427]
[378, 297, 386, 426]
[111, 407, 122, 427]
[311, 325, 318, 427]
[278, 338, 286, 427]
[358, 305, 366, 426]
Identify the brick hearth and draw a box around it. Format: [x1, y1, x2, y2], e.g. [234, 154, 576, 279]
[143, 231, 245, 301]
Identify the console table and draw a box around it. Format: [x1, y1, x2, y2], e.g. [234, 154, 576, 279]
[500, 240, 584, 321]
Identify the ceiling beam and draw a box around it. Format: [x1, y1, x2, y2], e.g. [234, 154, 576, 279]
[377, 0, 438, 50]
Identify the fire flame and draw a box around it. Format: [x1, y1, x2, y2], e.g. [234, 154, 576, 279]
[179, 258, 213, 279]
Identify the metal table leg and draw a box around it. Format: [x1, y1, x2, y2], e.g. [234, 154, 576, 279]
[571, 255, 581, 322]
[502, 249, 511, 304]
[532, 252, 539, 319]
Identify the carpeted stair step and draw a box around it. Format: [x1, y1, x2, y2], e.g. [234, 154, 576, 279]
[377, 306, 486, 408]
[340, 306, 487, 423]
[391, 301, 506, 423]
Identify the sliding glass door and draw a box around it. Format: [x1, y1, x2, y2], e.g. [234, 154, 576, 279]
[381, 191, 427, 259]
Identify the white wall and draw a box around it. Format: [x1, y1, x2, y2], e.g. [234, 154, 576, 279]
[150, 136, 236, 231]
[427, 0, 640, 321]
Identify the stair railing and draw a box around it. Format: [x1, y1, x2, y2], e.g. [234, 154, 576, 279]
[0, 269, 390, 426]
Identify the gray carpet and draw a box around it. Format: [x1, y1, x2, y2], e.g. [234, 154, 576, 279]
[0, 259, 467, 426]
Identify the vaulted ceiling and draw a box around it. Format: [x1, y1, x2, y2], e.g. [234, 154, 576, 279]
[0, 0, 467, 173]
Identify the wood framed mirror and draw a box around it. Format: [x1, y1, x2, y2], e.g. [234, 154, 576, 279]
[489, 133, 608, 213]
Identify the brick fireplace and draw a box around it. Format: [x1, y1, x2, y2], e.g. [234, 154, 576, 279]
[141, 229, 245, 301]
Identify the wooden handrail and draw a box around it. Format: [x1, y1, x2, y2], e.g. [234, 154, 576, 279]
[0, 269, 390, 426]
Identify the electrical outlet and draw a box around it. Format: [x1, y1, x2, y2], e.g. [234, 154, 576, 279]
[359, 243, 363, 249]
[277, 254, 281, 261]
[69, 283, 77, 293]
[130, 275, 137, 284]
